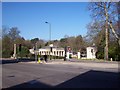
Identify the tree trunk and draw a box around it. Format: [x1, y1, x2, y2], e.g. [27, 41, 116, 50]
[105, 21, 109, 60]
[104, 5, 109, 60]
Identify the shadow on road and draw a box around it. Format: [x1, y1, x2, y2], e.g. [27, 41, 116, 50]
[3, 70, 120, 89]
[1, 58, 35, 64]
[56, 70, 120, 88]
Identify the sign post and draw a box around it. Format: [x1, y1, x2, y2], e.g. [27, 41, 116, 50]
[49, 44, 53, 60]
[78, 52, 81, 59]
[13, 44, 16, 59]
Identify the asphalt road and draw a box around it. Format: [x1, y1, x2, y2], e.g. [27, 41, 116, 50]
[2, 60, 120, 88]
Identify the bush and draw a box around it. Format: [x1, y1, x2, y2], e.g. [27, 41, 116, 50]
[109, 44, 120, 61]
[51, 56, 64, 59]
[29, 54, 35, 60]
[96, 51, 104, 59]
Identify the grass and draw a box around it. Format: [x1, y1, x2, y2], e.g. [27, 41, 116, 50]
[77, 58, 116, 62]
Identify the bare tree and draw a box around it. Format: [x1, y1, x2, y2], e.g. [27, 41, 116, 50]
[8, 27, 20, 42]
[88, 2, 119, 60]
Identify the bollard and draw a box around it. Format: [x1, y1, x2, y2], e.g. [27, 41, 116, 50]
[110, 58, 113, 61]
[38, 58, 41, 64]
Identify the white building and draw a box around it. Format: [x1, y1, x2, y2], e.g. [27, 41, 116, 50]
[39, 47, 65, 57]
[29, 46, 65, 57]
[86, 46, 97, 59]
[29, 45, 97, 59]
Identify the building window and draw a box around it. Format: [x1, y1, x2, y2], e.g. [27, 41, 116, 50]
[91, 49, 93, 53]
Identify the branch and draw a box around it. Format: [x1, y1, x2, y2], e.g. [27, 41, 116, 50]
[108, 2, 111, 9]
[108, 21, 120, 45]
[95, 2, 104, 9]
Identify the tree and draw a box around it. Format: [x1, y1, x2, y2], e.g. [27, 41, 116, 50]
[2, 25, 9, 38]
[52, 40, 60, 47]
[74, 35, 85, 52]
[88, 2, 119, 60]
[17, 45, 29, 58]
[24, 40, 33, 49]
[2, 26, 23, 58]
[2, 35, 13, 58]
[59, 35, 86, 53]
[14, 37, 25, 45]
[60, 37, 68, 48]
[67, 36, 75, 51]
[2, 26, 13, 58]
[37, 39, 45, 48]
[86, 20, 106, 59]
[8, 27, 20, 42]
[31, 38, 39, 45]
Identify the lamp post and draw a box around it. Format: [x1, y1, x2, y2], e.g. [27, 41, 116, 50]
[49, 44, 53, 60]
[64, 46, 67, 61]
[34, 42, 38, 63]
[45, 22, 51, 44]
[45, 21, 52, 60]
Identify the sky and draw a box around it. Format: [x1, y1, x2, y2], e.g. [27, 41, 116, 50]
[0, 2, 1, 19]
[2, 2, 91, 40]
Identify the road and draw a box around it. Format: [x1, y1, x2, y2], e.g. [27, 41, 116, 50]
[2, 60, 120, 88]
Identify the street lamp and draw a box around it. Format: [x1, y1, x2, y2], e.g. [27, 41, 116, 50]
[45, 21, 52, 60]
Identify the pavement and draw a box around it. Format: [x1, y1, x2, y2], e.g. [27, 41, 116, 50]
[21, 59, 119, 72]
[1, 59, 120, 88]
